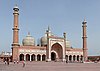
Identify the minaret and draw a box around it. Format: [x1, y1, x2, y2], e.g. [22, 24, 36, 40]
[63, 32, 67, 61]
[46, 26, 50, 61]
[12, 5, 19, 47]
[82, 19, 88, 62]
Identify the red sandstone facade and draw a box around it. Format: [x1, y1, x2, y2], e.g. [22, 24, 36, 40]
[12, 5, 87, 62]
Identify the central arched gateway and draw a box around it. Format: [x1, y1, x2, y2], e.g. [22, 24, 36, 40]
[46, 33, 66, 62]
[51, 43, 63, 61]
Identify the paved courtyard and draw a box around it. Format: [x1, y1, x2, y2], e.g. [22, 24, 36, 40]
[0, 61, 100, 71]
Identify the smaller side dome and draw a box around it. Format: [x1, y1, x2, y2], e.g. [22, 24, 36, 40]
[41, 34, 47, 46]
[41, 26, 54, 46]
[22, 32, 35, 46]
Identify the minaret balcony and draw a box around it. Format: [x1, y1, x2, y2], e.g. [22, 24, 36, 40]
[12, 27, 19, 30]
[12, 43, 20, 46]
[13, 12, 19, 15]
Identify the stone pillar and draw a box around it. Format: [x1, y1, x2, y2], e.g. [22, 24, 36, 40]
[30, 55, 31, 61]
[72, 55, 73, 62]
[35, 55, 37, 61]
[24, 55, 26, 61]
[75, 56, 77, 61]
[79, 56, 80, 62]
[82, 19, 88, 62]
[67, 55, 69, 62]
[41, 55, 42, 61]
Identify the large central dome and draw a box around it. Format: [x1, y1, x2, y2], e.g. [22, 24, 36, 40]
[22, 33, 35, 46]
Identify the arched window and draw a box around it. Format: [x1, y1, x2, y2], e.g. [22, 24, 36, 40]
[65, 55, 68, 61]
[73, 55, 76, 61]
[19, 54, 24, 61]
[31, 54, 35, 61]
[42, 55, 46, 61]
[37, 54, 41, 61]
[80, 55, 83, 61]
[77, 55, 79, 61]
[69, 55, 72, 61]
[26, 54, 30, 61]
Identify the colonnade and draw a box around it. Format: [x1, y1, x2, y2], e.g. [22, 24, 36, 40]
[19, 54, 83, 62]
[66, 55, 83, 62]
[19, 54, 46, 61]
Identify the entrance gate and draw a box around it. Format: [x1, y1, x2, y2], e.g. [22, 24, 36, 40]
[51, 52, 56, 61]
[46, 34, 66, 62]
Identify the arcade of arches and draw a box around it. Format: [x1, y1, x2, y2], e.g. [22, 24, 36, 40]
[19, 43, 83, 62]
[66, 55, 83, 62]
[19, 54, 46, 61]
[19, 53, 83, 62]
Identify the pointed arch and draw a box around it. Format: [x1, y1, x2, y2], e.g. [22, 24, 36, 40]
[51, 43, 63, 61]
[19, 54, 24, 61]
[73, 55, 76, 61]
[42, 54, 46, 61]
[26, 54, 30, 61]
[37, 54, 41, 61]
[31, 54, 35, 61]
[69, 55, 72, 61]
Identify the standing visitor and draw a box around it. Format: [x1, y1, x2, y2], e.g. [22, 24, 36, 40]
[14, 61, 16, 64]
[17, 60, 19, 64]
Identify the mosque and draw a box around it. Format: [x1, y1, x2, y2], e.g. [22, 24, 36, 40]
[12, 5, 88, 62]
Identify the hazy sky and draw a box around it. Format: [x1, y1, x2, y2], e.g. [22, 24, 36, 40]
[0, 0, 100, 56]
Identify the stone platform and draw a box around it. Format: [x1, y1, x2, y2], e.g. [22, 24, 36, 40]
[0, 61, 100, 71]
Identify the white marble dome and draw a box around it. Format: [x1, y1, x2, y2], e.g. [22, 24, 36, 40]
[41, 34, 47, 46]
[41, 29, 53, 46]
[22, 33, 35, 46]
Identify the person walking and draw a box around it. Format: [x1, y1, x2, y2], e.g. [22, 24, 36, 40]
[7, 58, 9, 65]
[4, 61, 7, 64]
[66, 59, 68, 63]
[22, 60, 25, 67]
